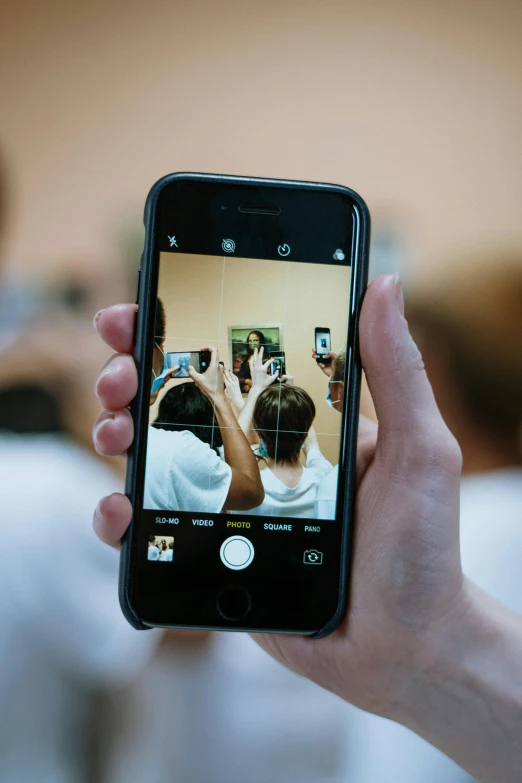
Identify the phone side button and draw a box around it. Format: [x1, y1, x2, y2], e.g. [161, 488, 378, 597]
[135, 268, 141, 304]
[217, 586, 252, 622]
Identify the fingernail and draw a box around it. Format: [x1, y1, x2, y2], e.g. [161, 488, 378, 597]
[393, 273, 405, 317]
[94, 359, 116, 398]
[93, 411, 115, 447]
[93, 308, 107, 330]
[93, 499, 102, 521]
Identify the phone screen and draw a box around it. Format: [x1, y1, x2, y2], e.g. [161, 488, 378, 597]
[269, 352, 286, 378]
[128, 176, 366, 633]
[147, 253, 349, 519]
[165, 351, 209, 377]
[315, 329, 331, 356]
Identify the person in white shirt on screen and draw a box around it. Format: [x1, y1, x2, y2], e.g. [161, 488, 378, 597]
[147, 535, 160, 560]
[159, 541, 174, 561]
[313, 350, 345, 520]
[143, 298, 263, 513]
[237, 348, 332, 518]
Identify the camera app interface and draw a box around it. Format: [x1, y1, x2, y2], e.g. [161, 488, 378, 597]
[144, 252, 351, 523]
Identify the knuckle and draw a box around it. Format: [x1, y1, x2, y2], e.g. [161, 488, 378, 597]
[381, 422, 462, 479]
[411, 426, 462, 476]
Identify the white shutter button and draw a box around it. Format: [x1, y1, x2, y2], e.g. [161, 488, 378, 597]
[220, 536, 255, 570]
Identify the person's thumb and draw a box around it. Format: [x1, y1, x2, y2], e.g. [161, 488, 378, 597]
[359, 274, 461, 473]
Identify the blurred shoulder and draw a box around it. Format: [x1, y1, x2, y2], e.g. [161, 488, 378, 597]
[0, 434, 121, 510]
[460, 468, 522, 528]
[460, 468, 522, 613]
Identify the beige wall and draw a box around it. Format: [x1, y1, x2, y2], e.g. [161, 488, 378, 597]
[1, 0, 521, 285]
[154, 253, 351, 462]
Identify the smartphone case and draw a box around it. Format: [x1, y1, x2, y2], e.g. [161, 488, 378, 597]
[119, 173, 370, 637]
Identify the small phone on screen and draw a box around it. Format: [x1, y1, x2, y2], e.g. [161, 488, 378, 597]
[269, 351, 286, 379]
[123, 173, 369, 637]
[315, 327, 332, 363]
[166, 350, 211, 377]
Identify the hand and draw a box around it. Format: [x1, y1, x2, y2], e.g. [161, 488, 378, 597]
[224, 369, 244, 411]
[91, 279, 462, 720]
[249, 347, 279, 390]
[280, 374, 294, 385]
[91, 280, 522, 782]
[312, 348, 336, 377]
[188, 347, 226, 408]
[257, 275, 464, 715]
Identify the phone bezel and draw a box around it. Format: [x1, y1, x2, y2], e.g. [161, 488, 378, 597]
[120, 173, 370, 637]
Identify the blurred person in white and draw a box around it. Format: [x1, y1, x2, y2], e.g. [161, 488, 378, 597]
[102, 631, 351, 783]
[341, 251, 522, 783]
[0, 405, 158, 783]
[0, 166, 159, 782]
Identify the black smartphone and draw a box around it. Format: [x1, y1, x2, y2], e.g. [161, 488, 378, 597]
[315, 327, 332, 363]
[165, 350, 211, 377]
[269, 351, 286, 379]
[123, 173, 370, 636]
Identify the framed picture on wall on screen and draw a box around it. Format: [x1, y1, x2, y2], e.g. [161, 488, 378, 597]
[229, 324, 283, 394]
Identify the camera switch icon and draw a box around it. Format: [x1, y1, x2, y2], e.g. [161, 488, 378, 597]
[303, 549, 323, 565]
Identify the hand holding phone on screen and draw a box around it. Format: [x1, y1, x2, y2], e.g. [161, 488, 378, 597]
[249, 346, 279, 389]
[312, 348, 337, 377]
[269, 351, 286, 380]
[188, 346, 225, 407]
[314, 327, 332, 364]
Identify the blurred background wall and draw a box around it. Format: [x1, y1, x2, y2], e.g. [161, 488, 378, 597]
[1, 0, 521, 284]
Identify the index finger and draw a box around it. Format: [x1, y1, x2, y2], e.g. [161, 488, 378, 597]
[95, 304, 138, 354]
[199, 345, 218, 367]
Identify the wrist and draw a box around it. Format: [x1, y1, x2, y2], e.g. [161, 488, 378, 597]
[214, 397, 234, 420]
[386, 579, 480, 716]
[390, 580, 522, 780]
[249, 386, 264, 400]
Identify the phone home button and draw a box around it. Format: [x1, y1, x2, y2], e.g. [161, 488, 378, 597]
[217, 586, 252, 622]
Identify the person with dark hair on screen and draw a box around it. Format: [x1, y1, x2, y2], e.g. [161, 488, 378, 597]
[159, 540, 174, 562]
[236, 329, 268, 393]
[237, 348, 332, 518]
[152, 382, 223, 455]
[143, 298, 263, 512]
